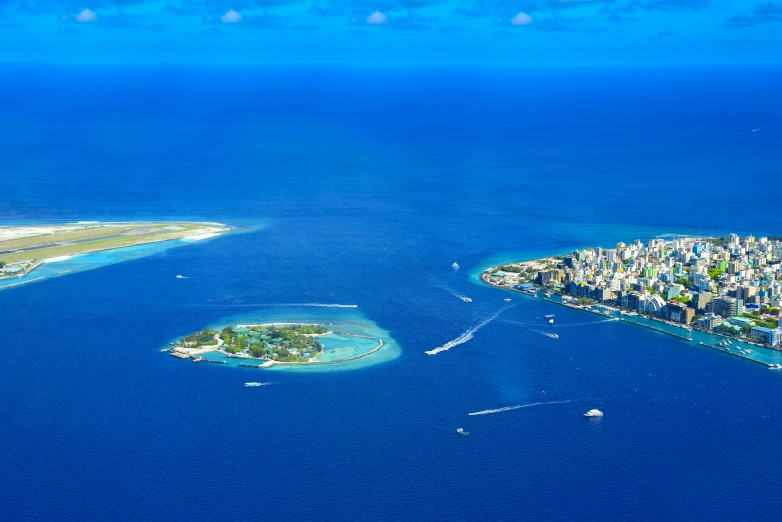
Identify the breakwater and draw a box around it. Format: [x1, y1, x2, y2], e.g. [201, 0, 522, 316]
[334, 332, 376, 340]
[618, 318, 693, 341]
[269, 339, 384, 366]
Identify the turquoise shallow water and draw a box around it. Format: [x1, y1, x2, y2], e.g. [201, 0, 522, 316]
[2, 66, 782, 521]
[189, 306, 400, 371]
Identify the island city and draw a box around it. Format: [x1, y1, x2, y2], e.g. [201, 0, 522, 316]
[483, 234, 782, 357]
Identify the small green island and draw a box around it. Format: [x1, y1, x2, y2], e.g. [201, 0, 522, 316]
[165, 322, 384, 368]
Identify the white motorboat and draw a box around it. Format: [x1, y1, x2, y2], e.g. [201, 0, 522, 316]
[584, 409, 603, 417]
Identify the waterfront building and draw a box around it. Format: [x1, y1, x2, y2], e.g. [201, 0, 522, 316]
[697, 313, 723, 330]
[668, 301, 695, 325]
[750, 327, 782, 346]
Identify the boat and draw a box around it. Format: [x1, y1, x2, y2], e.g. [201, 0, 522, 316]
[746, 349, 753, 353]
[245, 382, 263, 387]
[548, 319, 554, 324]
[769, 364, 782, 371]
[460, 297, 472, 303]
[456, 428, 469, 436]
[452, 262, 459, 269]
[58, 270, 71, 275]
[176, 275, 185, 279]
[544, 314, 556, 319]
[504, 298, 511, 302]
[584, 409, 603, 417]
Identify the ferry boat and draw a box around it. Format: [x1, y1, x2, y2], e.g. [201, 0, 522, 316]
[584, 409, 603, 417]
[456, 428, 469, 436]
[244, 382, 263, 387]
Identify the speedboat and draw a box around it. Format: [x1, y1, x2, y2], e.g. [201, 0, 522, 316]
[176, 275, 185, 279]
[584, 409, 604, 417]
[245, 382, 263, 387]
[461, 296, 472, 303]
[456, 428, 469, 436]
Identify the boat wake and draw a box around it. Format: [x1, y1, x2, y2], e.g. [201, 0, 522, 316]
[426, 304, 516, 355]
[468, 399, 577, 416]
[533, 330, 559, 339]
[502, 318, 615, 329]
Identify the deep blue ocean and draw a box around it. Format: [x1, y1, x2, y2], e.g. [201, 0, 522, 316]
[2, 66, 782, 521]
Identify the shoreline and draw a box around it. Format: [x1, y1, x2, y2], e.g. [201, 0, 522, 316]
[481, 268, 781, 368]
[166, 322, 385, 369]
[0, 221, 230, 287]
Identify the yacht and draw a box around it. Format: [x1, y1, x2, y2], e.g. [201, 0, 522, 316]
[452, 262, 459, 269]
[456, 428, 469, 436]
[584, 409, 604, 417]
[244, 382, 263, 387]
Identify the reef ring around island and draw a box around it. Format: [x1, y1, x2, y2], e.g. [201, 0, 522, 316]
[163, 306, 401, 372]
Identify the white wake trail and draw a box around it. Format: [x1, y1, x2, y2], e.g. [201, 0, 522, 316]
[468, 399, 577, 416]
[426, 304, 515, 355]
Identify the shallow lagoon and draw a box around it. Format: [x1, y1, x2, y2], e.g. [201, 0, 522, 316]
[185, 306, 401, 372]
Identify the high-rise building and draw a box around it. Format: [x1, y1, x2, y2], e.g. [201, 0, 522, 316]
[691, 291, 712, 313]
[712, 296, 743, 318]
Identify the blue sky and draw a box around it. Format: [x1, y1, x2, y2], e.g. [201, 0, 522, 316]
[0, 0, 780, 65]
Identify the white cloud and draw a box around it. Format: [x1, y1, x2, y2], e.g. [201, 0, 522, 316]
[366, 11, 388, 25]
[221, 9, 243, 24]
[510, 12, 533, 26]
[75, 9, 97, 23]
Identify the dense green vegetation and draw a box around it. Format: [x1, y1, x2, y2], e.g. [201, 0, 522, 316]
[674, 278, 690, 287]
[671, 295, 691, 304]
[708, 268, 724, 281]
[741, 312, 778, 329]
[215, 324, 326, 362]
[180, 328, 218, 346]
[0, 261, 5, 268]
[499, 265, 523, 273]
